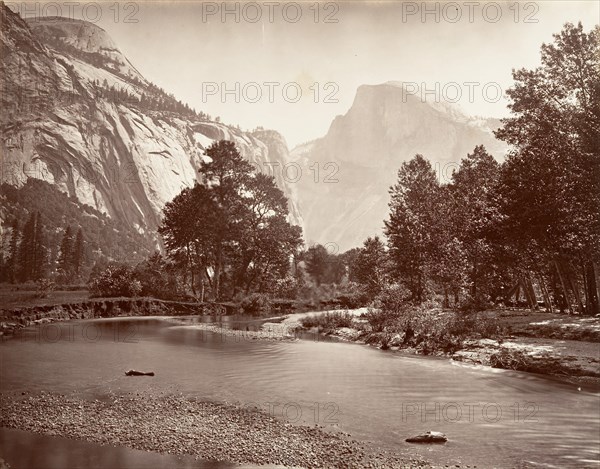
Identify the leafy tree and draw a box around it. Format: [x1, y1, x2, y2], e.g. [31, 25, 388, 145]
[134, 252, 182, 299]
[351, 236, 388, 299]
[159, 140, 302, 299]
[89, 264, 142, 297]
[495, 22, 600, 314]
[303, 245, 327, 285]
[448, 145, 502, 302]
[230, 172, 302, 294]
[385, 155, 440, 302]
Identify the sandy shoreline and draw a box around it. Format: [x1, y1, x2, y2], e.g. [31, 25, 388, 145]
[0, 391, 430, 469]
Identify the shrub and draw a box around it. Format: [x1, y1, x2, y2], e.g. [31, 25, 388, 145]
[240, 293, 271, 316]
[364, 284, 412, 333]
[335, 292, 369, 309]
[88, 264, 142, 298]
[363, 291, 507, 354]
[35, 279, 55, 298]
[300, 311, 354, 332]
[458, 295, 492, 312]
[270, 276, 300, 299]
[134, 253, 183, 300]
[373, 283, 411, 314]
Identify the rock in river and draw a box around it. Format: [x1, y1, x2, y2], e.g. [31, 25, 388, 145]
[405, 431, 448, 443]
[125, 370, 155, 376]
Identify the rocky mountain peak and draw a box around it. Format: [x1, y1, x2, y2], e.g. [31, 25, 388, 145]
[24, 15, 144, 81]
[1, 4, 303, 252]
[291, 83, 507, 250]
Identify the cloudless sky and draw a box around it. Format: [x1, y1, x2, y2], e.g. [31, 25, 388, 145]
[12, 1, 600, 148]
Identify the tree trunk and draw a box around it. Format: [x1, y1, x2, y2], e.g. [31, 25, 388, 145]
[521, 277, 536, 311]
[585, 261, 599, 315]
[443, 286, 449, 309]
[190, 268, 196, 296]
[537, 269, 553, 313]
[554, 260, 573, 314]
[214, 244, 222, 300]
[527, 275, 539, 311]
[566, 265, 584, 314]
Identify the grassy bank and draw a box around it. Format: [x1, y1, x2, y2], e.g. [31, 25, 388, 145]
[0, 283, 90, 310]
[0, 297, 217, 337]
[296, 308, 600, 386]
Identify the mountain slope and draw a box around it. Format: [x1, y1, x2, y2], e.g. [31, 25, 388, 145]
[0, 5, 303, 255]
[292, 82, 507, 251]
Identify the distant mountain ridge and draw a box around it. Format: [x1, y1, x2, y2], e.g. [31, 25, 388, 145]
[0, 4, 303, 255]
[291, 82, 507, 251]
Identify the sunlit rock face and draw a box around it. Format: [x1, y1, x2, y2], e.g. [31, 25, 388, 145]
[0, 5, 303, 244]
[291, 82, 507, 251]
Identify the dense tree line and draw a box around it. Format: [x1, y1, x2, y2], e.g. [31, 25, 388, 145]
[0, 214, 86, 284]
[347, 23, 599, 314]
[92, 79, 205, 119]
[0, 180, 154, 284]
[1, 212, 48, 282]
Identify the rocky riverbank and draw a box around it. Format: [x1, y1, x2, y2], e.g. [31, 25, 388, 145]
[0, 391, 429, 469]
[167, 316, 298, 341]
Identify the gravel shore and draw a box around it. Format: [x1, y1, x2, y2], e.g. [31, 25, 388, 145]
[0, 392, 429, 469]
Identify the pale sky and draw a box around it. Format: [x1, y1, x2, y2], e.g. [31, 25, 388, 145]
[11, 1, 600, 148]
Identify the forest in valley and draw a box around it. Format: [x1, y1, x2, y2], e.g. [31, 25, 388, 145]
[1, 23, 598, 317]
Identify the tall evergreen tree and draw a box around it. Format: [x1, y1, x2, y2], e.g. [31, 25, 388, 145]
[32, 214, 48, 280]
[18, 212, 36, 282]
[58, 226, 74, 281]
[72, 228, 85, 279]
[17, 212, 47, 282]
[6, 219, 21, 283]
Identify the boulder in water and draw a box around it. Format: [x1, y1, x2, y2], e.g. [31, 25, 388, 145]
[125, 370, 155, 376]
[405, 431, 447, 443]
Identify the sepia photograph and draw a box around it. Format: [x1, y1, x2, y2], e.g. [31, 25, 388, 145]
[0, 1, 599, 468]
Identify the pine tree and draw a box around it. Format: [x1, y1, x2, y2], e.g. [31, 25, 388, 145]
[58, 226, 74, 281]
[6, 220, 21, 283]
[32, 214, 48, 281]
[18, 212, 36, 282]
[72, 228, 85, 279]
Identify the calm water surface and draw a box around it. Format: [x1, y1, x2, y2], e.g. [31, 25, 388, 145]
[1, 316, 599, 468]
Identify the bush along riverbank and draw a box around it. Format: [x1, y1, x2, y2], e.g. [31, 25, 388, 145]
[296, 304, 600, 387]
[0, 391, 430, 469]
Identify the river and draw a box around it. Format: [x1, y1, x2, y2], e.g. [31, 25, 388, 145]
[1, 316, 599, 468]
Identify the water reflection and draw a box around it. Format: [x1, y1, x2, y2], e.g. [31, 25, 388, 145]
[0, 428, 237, 469]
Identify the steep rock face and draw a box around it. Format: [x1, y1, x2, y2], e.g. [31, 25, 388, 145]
[0, 4, 302, 247]
[292, 82, 507, 251]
